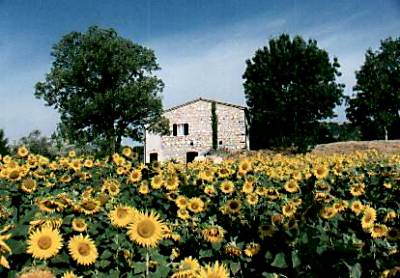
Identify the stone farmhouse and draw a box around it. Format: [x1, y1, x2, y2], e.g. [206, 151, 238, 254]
[145, 97, 249, 163]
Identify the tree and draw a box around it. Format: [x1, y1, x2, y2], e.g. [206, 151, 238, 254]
[0, 129, 10, 155]
[13, 130, 56, 158]
[35, 26, 168, 154]
[346, 37, 400, 140]
[243, 34, 345, 151]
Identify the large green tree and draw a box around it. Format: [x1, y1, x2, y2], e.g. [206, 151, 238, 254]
[35, 26, 168, 154]
[346, 37, 400, 140]
[0, 129, 9, 155]
[243, 34, 345, 151]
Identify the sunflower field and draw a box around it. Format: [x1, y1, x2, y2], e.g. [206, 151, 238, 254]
[0, 146, 399, 278]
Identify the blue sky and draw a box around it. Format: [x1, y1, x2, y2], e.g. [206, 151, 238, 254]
[0, 0, 399, 141]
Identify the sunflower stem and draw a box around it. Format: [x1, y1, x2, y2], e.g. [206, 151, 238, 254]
[145, 249, 150, 277]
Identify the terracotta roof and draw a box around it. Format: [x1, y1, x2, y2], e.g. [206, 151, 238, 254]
[164, 97, 246, 112]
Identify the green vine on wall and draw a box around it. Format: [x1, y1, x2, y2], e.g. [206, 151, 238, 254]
[211, 101, 218, 150]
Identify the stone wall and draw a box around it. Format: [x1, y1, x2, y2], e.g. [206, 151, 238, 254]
[216, 104, 247, 150]
[145, 99, 248, 163]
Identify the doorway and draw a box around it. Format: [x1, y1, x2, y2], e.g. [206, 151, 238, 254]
[186, 152, 198, 163]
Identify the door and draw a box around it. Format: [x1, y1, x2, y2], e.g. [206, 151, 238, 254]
[186, 152, 198, 163]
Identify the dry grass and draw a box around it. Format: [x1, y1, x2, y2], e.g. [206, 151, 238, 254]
[312, 140, 400, 155]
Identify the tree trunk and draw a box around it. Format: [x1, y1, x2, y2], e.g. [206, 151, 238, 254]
[384, 126, 388, 141]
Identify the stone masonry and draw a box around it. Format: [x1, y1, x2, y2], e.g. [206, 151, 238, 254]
[145, 98, 249, 163]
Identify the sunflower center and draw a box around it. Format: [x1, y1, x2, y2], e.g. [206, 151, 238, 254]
[229, 201, 239, 210]
[38, 236, 52, 250]
[117, 208, 128, 218]
[78, 243, 91, 256]
[82, 201, 97, 211]
[137, 220, 156, 238]
[191, 203, 199, 210]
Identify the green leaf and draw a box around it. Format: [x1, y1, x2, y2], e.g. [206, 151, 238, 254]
[291, 250, 301, 268]
[271, 252, 288, 269]
[347, 262, 362, 278]
[230, 262, 241, 274]
[8, 239, 26, 255]
[133, 262, 146, 274]
[109, 270, 120, 278]
[199, 249, 213, 258]
[99, 259, 111, 269]
[262, 272, 278, 278]
[100, 249, 113, 260]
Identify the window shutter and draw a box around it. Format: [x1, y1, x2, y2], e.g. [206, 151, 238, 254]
[173, 124, 177, 136]
[184, 124, 189, 135]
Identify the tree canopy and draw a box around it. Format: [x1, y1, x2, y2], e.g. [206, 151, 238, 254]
[35, 26, 168, 154]
[0, 129, 9, 155]
[346, 37, 400, 140]
[243, 34, 345, 151]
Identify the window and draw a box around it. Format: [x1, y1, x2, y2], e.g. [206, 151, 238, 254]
[173, 124, 177, 136]
[173, 123, 189, 136]
[219, 140, 223, 145]
[149, 153, 158, 163]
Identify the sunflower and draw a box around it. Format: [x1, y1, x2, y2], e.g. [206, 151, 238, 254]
[26, 227, 63, 260]
[127, 211, 167, 248]
[138, 182, 150, 195]
[72, 218, 87, 232]
[122, 147, 133, 158]
[199, 170, 214, 183]
[175, 195, 188, 209]
[370, 224, 388, 238]
[188, 197, 205, 213]
[151, 175, 164, 189]
[351, 200, 364, 215]
[223, 199, 241, 214]
[218, 167, 231, 178]
[224, 242, 241, 257]
[220, 180, 235, 194]
[241, 180, 254, 193]
[333, 200, 347, 212]
[101, 179, 120, 197]
[17, 146, 29, 157]
[177, 209, 190, 220]
[313, 165, 329, 179]
[68, 234, 98, 266]
[165, 175, 180, 191]
[78, 198, 101, 215]
[128, 169, 142, 183]
[320, 207, 338, 220]
[83, 159, 94, 168]
[284, 180, 300, 193]
[62, 271, 81, 278]
[21, 177, 37, 193]
[18, 268, 55, 278]
[350, 183, 365, 196]
[7, 168, 21, 181]
[109, 205, 137, 228]
[36, 199, 65, 213]
[387, 228, 400, 241]
[361, 206, 377, 230]
[282, 203, 296, 217]
[202, 226, 225, 244]
[0, 255, 9, 269]
[178, 256, 200, 273]
[271, 213, 284, 225]
[244, 242, 260, 257]
[258, 224, 275, 239]
[199, 261, 229, 278]
[384, 211, 397, 222]
[246, 193, 259, 205]
[204, 185, 216, 196]
[265, 188, 280, 200]
[238, 159, 252, 176]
